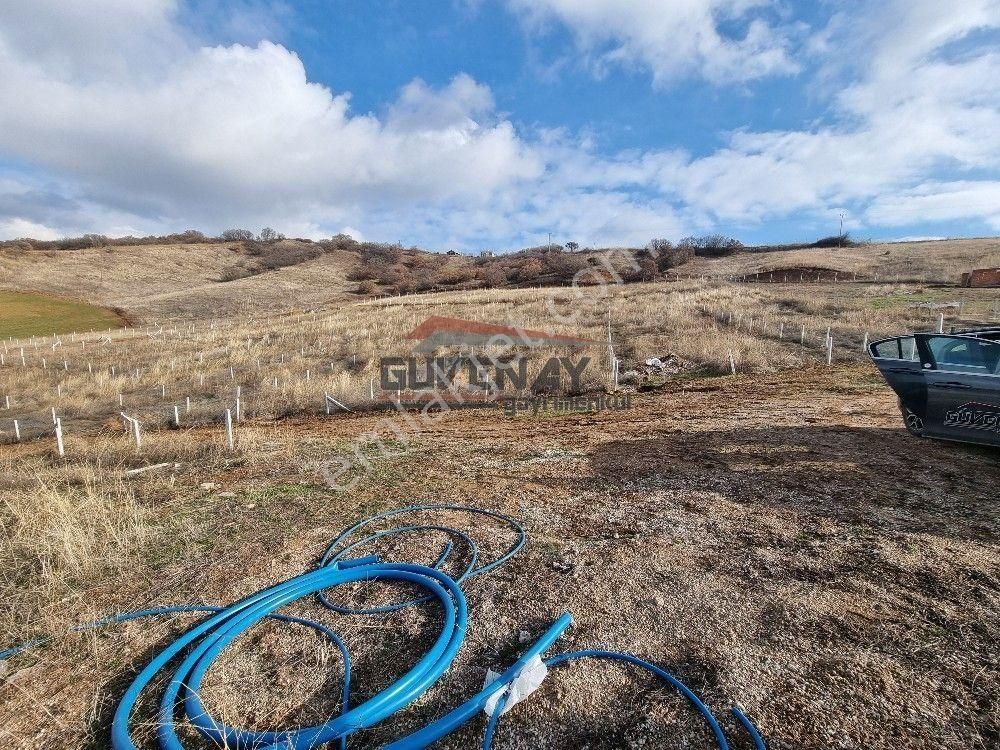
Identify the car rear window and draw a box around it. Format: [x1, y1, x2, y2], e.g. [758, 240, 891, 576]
[873, 336, 918, 360]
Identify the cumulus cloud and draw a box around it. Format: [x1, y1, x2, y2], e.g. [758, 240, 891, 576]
[0, 218, 61, 241]
[665, 0, 1000, 223]
[506, 0, 801, 85]
[866, 181, 1000, 230]
[0, 0, 997, 247]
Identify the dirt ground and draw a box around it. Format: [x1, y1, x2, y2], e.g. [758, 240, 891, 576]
[1, 363, 998, 749]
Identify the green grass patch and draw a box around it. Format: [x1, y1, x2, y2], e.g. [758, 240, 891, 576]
[0, 290, 124, 339]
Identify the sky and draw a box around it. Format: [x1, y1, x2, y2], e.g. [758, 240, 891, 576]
[0, 0, 998, 251]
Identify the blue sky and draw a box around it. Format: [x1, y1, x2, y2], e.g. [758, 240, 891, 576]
[0, 0, 998, 250]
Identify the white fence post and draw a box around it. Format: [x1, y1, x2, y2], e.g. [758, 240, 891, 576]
[326, 394, 353, 414]
[225, 409, 235, 451]
[729, 349, 737, 375]
[13, 419, 20, 442]
[55, 418, 65, 457]
[174, 405, 181, 427]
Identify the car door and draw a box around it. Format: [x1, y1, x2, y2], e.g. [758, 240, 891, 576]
[869, 335, 927, 417]
[919, 334, 1000, 446]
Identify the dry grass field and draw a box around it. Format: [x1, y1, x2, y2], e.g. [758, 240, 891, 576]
[687, 237, 1000, 284]
[0, 241, 357, 320]
[2, 237, 997, 324]
[0, 238, 998, 750]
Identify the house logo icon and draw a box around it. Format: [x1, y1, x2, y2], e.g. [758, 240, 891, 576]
[404, 315, 596, 352]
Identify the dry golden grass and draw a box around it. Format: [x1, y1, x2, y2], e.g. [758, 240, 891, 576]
[0, 241, 357, 320]
[2, 277, 998, 448]
[685, 237, 1000, 283]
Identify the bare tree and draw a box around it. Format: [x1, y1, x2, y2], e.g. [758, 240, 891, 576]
[257, 227, 285, 243]
[221, 229, 254, 241]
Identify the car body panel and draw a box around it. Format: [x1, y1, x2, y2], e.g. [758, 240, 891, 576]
[869, 335, 927, 418]
[869, 329, 1000, 447]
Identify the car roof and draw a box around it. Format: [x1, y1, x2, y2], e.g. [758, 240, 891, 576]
[953, 327, 1000, 340]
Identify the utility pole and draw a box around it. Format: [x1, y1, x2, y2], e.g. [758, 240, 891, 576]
[838, 211, 846, 248]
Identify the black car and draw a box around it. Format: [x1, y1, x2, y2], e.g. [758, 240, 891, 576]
[869, 327, 1000, 446]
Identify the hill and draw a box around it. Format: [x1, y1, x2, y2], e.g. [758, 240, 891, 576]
[1, 235, 998, 324]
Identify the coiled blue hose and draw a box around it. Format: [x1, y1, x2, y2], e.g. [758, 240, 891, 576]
[0, 505, 768, 750]
[317, 504, 526, 615]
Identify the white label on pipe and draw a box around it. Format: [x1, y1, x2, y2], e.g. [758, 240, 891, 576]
[482, 655, 548, 717]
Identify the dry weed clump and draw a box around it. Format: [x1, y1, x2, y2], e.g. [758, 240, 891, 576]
[0, 457, 150, 645]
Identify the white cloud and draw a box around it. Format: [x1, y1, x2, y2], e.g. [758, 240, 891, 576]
[0, 217, 61, 241]
[0, 0, 997, 248]
[507, 0, 801, 85]
[664, 0, 1000, 223]
[866, 181, 1000, 230]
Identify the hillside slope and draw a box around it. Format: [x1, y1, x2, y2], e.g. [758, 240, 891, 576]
[0, 241, 357, 322]
[686, 237, 1000, 282]
[1, 237, 997, 325]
